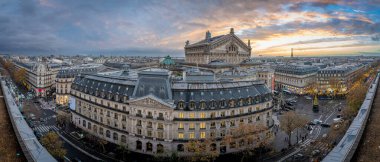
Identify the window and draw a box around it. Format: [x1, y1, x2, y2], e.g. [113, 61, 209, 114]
[189, 123, 195, 130]
[200, 112, 206, 118]
[189, 113, 195, 118]
[147, 122, 152, 128]
[189, 132, 195, 139]
[147, 130, 152, 137]
[106, 130, 111, 138]
[137, 120, 142, 126]
[178, 101, 184, 109]
[200, 132, 206, 138]
[113, 132, 118, 140]
[239, 109, 244, 114]
[221, 121, 226, 128]
[178, 133, 184, 139]
[158, 123, 164, 130]
[210, 112, 216, 118]
[178, 112, 184, 118]
[211, 122, 216, 128]
[230, 120, 235, 127]
[231, 110, 235, 116]
[200, 122, 206, 129]
[178, 123, 184, 129]
[221, 111, 225, 117]
[137, 129, 142, 135]
[200, 101, 206, 109]
[189, 101, 196, 109]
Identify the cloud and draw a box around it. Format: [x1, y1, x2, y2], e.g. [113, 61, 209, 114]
[372, 34, 380, 41]
[0, 0, 379, 56]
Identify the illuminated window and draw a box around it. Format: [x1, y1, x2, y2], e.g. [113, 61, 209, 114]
[179, 112, 184, 118]
[200, 122, 206, 129]
[178, 123, 184, 129]
[200, 132, 206, 138]
[256, 107, 260, 111]
[189, 113, 195, 118]
[210, 112, 216, 118]
[189, 123, 195, 129]
[189, 132, 195, 139]
[200, 112, 206, 118]
[178, 133, 184, 139]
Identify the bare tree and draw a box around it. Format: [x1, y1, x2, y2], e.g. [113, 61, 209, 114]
[279, 111, 308, 147]
[41, 132, 67, 159]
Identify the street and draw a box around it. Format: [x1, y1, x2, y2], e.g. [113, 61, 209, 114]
[271, 94, 346, 161]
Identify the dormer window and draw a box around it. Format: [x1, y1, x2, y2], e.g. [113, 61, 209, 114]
[189, 101, 196, 110]
[178, 101, 184, 109]
[239, 98, 244, 106]
[200, 101, 206, 109]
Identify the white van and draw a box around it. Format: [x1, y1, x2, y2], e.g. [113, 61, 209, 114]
[333, 118, 343, 123]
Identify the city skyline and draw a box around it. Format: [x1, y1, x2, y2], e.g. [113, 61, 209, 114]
[0, 0, 380, 57]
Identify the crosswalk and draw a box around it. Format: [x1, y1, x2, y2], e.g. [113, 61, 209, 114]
[33, 125, 59, 134]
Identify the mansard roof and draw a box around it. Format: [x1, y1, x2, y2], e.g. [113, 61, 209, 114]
[185, 31, 251, 51]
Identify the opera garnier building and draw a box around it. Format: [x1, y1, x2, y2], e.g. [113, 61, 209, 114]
[70, 68, 274, 156]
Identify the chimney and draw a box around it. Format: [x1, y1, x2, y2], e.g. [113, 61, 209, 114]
[185, 40, 189, 46]
[230, 28, 234, 34]
[205, 30, 211, 41]
[248, 40, 251, 47]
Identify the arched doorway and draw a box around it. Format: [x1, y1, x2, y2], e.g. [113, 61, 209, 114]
[177, 144, 184, 152]
[146, 142, 153, 152]
[136, 141, 142, 150]
[157, 144, 164, 153]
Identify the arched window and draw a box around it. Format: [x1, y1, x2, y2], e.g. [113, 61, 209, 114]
[82, 120, 86, 127]
[157, 144, 164, 153]
[146, 142, 153, 152]
[113, 132, 118, 141]
[106, 130, 111, 138]
[177, 144, 184, 152]
[229, 99, 235, 108]
[239, 98, 244, 106]
[200, 101, 206, 109]
[220, 99, 226, 108]
[189, 101, 196, 109]
[210, 100, 217, 109]
[178, 101, 184, 109]
[121, 135, 126, 143]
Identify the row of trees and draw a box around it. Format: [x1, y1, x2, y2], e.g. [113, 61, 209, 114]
[0, 58, 27, 86]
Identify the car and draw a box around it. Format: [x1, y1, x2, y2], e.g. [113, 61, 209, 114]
[333, 118, 344, 123]
[305, 96, 312, 100]
[312, 149, 321, 156]
[336, 114, 342, 118]
[321, 123, 331, 127]
[35, 132, 43, 139]
[313, 119, 322, 124]
[290, 100, 297, 103]
[293, 153, 304, 160]
[286, 102, 294, 106]
[308, 121, 316, 125]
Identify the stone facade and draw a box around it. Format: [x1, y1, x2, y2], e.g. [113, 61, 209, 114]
[70, 69, 274, 156]
[185, 28, 251, 65]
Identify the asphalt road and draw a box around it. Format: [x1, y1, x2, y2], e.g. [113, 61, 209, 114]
[273, 94, 346, 161]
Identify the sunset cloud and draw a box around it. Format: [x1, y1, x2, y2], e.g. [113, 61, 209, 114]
[0, 0, 379, 56]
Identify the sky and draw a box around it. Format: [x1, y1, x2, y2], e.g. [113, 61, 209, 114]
[0, 0, 380, 57]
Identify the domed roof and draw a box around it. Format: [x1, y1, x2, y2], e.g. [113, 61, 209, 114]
[160, 55, 175, 65]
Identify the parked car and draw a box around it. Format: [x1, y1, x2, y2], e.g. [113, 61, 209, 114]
[313, 119, 322, 125]
[321, 123, 331, 127]
[312, 149, 321, 156]
[333, 118, 344, 123]
[305, 96, 312, 100]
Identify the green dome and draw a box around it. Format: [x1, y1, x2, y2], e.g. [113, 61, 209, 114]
[161, 55, 175, 65]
